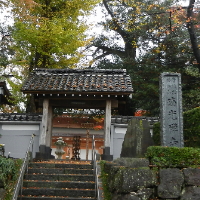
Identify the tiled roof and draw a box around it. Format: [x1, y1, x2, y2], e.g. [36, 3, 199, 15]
[21, 68, 133, 94]
[0, 113, 42, 121]
[111, 116, 159, 125]
[0, 113, 158, 124]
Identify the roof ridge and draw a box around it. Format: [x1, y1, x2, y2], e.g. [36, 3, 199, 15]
[32, 68, 127, 75]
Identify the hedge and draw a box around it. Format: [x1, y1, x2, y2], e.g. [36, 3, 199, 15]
[145, 146, 200, 168]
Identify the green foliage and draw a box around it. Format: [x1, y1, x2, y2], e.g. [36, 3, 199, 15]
[152, 122, 161, 146]
[0, 157, 23, 199]
[10, 0, 99, 69]
[182, 68, 200, 110]
[92, 0, 200, 115]
[152, 107, 200, 147]
[99, 160, 112, 200]
[1, 0, 99, 112]
[0, 157, 17, 183]
[184, 107, 200, 147]
[0, 25, 13, 68]
[145, 146, 200, 168]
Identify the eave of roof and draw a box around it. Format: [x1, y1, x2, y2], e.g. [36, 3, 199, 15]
[21, 68, 133, 95]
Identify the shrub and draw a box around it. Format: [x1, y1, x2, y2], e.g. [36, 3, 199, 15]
[0, 157, 23, 200]
[99, 160, 112, 200]
[152, 122, 161, 146]
[184, 107, 200, 147]
[145, 146, 200, 168]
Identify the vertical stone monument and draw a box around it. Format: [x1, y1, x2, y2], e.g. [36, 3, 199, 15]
[160, 72, 184, 147]
[120, 118, 154, 158]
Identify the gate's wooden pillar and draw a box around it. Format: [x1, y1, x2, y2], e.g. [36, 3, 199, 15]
[46, 104, 53, 147]
[38, 99, 53, 159]
[40, 99, 49, 146]
[102, 99, 113, 161]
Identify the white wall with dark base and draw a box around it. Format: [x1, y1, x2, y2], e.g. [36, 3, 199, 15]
[111, 124, 128, 160]
[0, 122, 41, 158]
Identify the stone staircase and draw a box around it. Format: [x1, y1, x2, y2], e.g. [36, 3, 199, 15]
[17, 160, 96, 200]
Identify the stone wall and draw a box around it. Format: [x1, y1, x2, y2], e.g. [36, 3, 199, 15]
[102, 158, 200, 200]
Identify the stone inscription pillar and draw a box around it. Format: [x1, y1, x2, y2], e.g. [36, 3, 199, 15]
[160, 72, 184, 147]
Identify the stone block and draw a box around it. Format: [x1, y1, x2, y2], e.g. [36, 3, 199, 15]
[137, 188, 154, 200]
[183, 168, 200, 186]
[113, 168, 157, 193]
[113, 158, 149, 168]
[0, 188, 5, 200]
[181, 186, 200, 200]
[112, 193, 140, 200]
[158, 168, 184, 198]
[109, 167, 122, 192]
[111, 188, 154, 200]
[120, 118, 154, 158]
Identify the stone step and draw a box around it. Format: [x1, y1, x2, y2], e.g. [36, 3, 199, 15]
[27, 168, 94, 175]
[19, 188, 96, 197]
[23, 180, 95, 189]
[18, 196, 96, 200]
[29, 163, 93, 169]
[24, 174, 95, 181]
[18, 160, 96, 200]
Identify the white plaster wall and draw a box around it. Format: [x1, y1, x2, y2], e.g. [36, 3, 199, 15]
[0, 122, 40, 158]
[111, 125, 128, 160]
[80, 149, 92, 160]
[2, 125, 39, 131]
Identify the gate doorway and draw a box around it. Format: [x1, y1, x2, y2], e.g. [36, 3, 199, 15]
[51, 135, 104, 160]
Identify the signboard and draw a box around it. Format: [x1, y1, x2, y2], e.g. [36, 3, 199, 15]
[81, 123, 94, 129]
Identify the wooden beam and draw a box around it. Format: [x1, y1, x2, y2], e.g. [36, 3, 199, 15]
[46, 104, 53, 147]
[40, 99, 49, 146]
[41, 99, 119, 108]
[104, 99, 111, 149]
[35, 94, 122, 100]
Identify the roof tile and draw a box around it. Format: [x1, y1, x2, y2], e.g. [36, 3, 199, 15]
[21, 68, 133, 94]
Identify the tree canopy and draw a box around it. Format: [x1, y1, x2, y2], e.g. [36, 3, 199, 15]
[0, 0, 99, 112]
[0, 0, 200, 115]
[90, 0, 200, 116]
[9, 0, 99, 70]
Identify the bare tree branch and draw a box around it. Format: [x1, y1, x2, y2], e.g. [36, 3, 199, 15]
[93, 45, 126, 58]
[103, 0, 127, 38]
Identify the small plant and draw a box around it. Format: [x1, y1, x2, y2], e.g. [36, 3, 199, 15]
[0, 157, 23, 199]
[99, 160, 112, 200]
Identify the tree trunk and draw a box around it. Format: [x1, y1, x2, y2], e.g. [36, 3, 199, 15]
[187, 0, 200, 71]
[26, 95, 36, 113]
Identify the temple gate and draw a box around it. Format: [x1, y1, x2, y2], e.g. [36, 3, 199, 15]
[21, 68, 133, 160]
